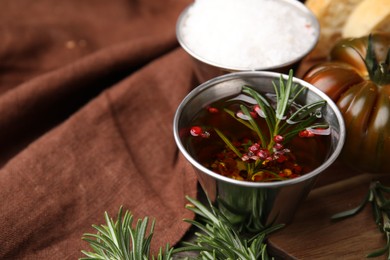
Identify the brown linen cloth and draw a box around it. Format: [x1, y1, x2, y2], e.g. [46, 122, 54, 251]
[0, 0, 199, 259]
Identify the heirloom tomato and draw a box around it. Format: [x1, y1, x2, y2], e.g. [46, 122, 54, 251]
[303, 33, 390, 173]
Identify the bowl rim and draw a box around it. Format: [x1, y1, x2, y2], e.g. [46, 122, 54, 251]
[173, 71, 346, 188]
[176, 0, 320, 72]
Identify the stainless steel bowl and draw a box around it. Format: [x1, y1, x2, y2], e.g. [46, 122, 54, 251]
[176, 0, 320, 82]
[173, 71, 345, 229]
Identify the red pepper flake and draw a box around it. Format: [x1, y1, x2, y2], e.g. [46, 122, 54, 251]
[257, 149, 270, 160]
[231, 141, 241, 147]
[249, 143, 260, 152]
[190, 126, 203, 136]
[253, 105, 264, 117]
[201, 131, 210, 138]
[276, 154, 287, 163]
[292, 164, 302, 173]
[241, 154, 250, 161]
[299, 129, 315, 138]
[207, 107, 219, 113]
[252, 175, 263, 182]
[250, 111, 257, 118]
[282, 168, 292, 176]
[273, 143, 284, 151]
[273, 135, 284, 143]
[190, 126, 210, 138]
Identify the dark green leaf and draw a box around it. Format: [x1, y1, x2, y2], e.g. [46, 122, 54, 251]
[331, 191, 369, 220]
[286, 100, 327, 124]
[366, 244, 389, 258]
[275, 70, 294, 121]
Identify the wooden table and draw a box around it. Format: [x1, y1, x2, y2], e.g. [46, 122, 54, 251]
[268, 160, 389, 260]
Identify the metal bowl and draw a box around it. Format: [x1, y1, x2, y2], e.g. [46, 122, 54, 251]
[176, 0, 320, 82]
[173, 71, 345, 228]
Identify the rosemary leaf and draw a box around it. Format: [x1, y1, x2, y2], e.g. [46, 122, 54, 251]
[378, 183, 390, 193]
[274, 70, 294, 121]
[105, 210, 120, 249]
[289, 84, 305, 106]
[286, 100, 327, 125]
[132, 218, 149, 259]
[79, 250, 105, 260]
[82, 237, 114, 255]
[240, 104, 267, 146]
[366, 244, 390, 258]
[242, 86, 275, 135]
[88, 233, 123, 257]
[183, 219, 214, 237]
[185, 196, 221, 225]
[214, 128, 243, 158]
[224, 108, 255, 131]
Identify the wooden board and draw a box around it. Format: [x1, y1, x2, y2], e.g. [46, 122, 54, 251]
[268, 160, 390, 260]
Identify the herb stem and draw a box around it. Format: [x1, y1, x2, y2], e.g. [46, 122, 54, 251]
[241, 104, 267, 147]
[332, 181, 390, 259]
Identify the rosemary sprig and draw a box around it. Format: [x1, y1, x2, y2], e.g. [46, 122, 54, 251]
[331, 181, 390, 259]
[80, 206, 173, 260]
[215, 69, 328, 180]
[80, 196, 283, 260]
[224, 69, 328, 149]
[174, 196, 284, 259]
[273, 70, 297, 123]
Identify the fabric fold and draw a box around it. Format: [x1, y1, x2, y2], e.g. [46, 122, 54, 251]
[0, 47, 199, 259]
[0, 34, 179, 166]
[0, 0, 199, 258]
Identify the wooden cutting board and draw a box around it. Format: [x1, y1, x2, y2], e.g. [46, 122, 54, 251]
[268, 160, 390, 260]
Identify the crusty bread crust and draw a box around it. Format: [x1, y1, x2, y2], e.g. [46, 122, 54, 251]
[342, 0, 390, 38]
[305, 0, 364, 59]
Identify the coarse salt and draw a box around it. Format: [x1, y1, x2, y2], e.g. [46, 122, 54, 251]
[179, 0, 318, 70]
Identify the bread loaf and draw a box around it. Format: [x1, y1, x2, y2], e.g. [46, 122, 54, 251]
[305, 0, 364, 59]
[342, 0, 390, 38]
